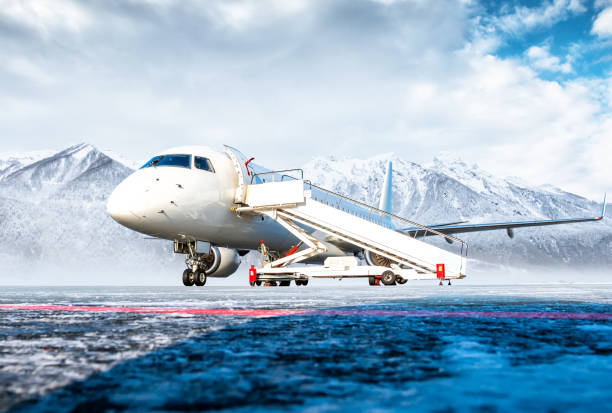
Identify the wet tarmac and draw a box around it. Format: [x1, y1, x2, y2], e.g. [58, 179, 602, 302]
[1, 285, 611, 412]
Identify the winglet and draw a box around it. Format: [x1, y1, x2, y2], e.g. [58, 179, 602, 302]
[599, 193, 607, 220]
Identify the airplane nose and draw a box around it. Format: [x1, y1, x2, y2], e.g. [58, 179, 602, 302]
[107, 184, 139, 228]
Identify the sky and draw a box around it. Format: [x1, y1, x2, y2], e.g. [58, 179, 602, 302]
[0, 0, 611, 200]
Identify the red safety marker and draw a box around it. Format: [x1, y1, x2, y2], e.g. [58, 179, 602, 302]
[436, 264, 445, 279]
[285, 245, 299, 257]
[249, 265, 257, 283]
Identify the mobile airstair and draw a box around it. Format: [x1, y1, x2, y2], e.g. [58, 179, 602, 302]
[225, 146, 468, 286]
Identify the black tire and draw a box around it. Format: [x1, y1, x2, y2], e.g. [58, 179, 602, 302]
[269, 281, 277, 287]
[368, 276, 378, 286]
[194, 270, 206, 286]
[295, 280, 302, 286]
[182, 269, 195, 286]
[302, 278, 309, 286]
[381, 271, 396, 286]
[255, 281, 262, 286]
[397, 278, 407, 285]
[279, 281, 290, 287]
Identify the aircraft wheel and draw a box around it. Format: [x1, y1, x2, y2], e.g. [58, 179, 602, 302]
[279, 281, 290, 287]
[182, 269, 195, 287]
[397, 278, 407, 285]
[194, 270, 206, 286]
[381, 271, 397, 286]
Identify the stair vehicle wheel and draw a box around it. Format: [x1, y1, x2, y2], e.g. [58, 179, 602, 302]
[368, 276, 378, 286]
[279, 281, 291, 287]
[182, 269, 195, 286]
[381, 271, 397, 286]
[194, 270, 206, 286]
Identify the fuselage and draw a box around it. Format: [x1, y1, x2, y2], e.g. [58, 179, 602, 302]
[107, 146, 297, 252]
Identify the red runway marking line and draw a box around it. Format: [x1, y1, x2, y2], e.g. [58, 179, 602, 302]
[0, 305, 611, 320]
[0, 305, 307, 317]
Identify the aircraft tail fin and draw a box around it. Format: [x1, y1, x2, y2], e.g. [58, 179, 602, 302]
[378, 161, 393, 213]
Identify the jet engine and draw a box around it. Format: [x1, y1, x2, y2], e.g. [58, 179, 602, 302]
[175, 241, 242, 278]
[364, 250, 395, 267]
[204, 246, 242, 277]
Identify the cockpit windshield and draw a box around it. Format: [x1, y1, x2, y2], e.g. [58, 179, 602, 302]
[140, 154, 191, 169]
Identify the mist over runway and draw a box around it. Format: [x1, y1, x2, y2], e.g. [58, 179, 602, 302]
[1, 285, 611, 412]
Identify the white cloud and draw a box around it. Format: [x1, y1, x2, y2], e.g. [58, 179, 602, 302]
[525, 45, 572, 73]
[493, 0, 587, 35]
[592, 6, 612, 38]
[395, 48, 608, 199]
[594, 0, 612, 8]
[188, 0, 310, 29]
[0, 0, 91, 34]
[0, 0, 609, 201]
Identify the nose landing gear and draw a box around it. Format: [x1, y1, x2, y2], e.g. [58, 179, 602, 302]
[179, 241, 215, 287]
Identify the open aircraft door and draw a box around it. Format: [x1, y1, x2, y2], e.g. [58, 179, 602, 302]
[224, 145, 254, 204]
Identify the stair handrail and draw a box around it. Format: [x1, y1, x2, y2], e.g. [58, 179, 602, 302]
[250, 169, 304, 184]
[303, 180, 468, 258]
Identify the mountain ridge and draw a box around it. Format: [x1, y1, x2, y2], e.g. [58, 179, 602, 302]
[0, 143, 609, 283]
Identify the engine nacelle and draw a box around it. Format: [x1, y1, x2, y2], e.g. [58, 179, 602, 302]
[364, 250, 394, 267]
[205, 246, 241, 278]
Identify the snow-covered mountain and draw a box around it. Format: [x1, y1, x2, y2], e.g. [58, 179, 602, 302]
[0, 143, 609, 283]
[0, 150, 54, 180]
[0, 144, 176, 280]
[303, 153, 612, 268]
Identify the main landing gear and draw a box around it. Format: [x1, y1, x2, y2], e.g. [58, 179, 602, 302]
[182, 269, 207, 287]
[178, 241, 215, 287]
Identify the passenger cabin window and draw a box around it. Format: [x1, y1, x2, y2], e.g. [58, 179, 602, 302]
[194, 156, 215, 173]
[140, 154, 191, 169]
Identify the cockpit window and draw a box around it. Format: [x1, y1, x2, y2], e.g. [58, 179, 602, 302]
[140, 154, 191, 169]
[194, 156, 215, 173]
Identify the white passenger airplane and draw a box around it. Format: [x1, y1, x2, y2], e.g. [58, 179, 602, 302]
[107, 145, 606, 287]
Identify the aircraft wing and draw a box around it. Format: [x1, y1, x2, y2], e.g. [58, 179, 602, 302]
[403, 195, 607, 238]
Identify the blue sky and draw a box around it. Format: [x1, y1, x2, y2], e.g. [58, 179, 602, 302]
[0, 0, 610, 199]
[479, 0, 612, 81]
